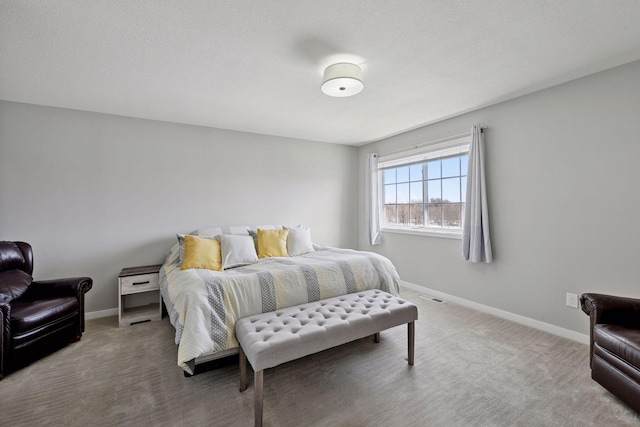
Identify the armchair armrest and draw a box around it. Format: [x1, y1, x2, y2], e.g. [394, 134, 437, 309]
[580, 293, 640, 327]
[28, 277, 93, 299]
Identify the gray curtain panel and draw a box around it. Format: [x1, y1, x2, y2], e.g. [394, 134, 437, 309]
[367, 153, 382, 246]
[462, 125, 493, 263]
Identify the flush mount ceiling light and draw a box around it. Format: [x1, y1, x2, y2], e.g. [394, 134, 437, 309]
[321, 63, 363, 97]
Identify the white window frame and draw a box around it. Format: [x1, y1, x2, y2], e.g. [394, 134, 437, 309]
[378, 136, 470, 239]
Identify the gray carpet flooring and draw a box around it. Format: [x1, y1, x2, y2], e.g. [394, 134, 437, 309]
[1, 286, 638, 426]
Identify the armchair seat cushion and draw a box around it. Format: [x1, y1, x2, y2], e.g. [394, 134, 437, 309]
[10, 297, 78, 334]
[595, 324, 640, 369]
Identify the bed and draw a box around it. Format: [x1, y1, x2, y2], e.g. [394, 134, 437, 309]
[159, 225, 400, 374]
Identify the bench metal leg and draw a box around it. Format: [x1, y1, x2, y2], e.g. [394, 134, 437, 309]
[373, 332, 380, 343]
[239, 345, 247, 392]
[408, 321, 415, 366]
[254, 369, 264, 427]
[239, 345, 262, 426]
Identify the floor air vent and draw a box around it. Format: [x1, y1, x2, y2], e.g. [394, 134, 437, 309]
[419, 295, 446, 304]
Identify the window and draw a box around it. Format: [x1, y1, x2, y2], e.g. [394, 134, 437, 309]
[378, 136, 469, 238]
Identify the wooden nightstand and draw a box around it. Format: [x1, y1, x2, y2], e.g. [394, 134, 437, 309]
[118, 264, 163, 327]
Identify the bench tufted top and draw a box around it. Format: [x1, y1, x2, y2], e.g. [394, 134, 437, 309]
[235, 289, 418, 371]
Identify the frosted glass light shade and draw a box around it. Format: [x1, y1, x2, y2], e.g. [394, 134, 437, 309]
[321, 63, 363, 97]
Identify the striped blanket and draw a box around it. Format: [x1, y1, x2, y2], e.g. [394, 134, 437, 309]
[160, 243, 400, 374]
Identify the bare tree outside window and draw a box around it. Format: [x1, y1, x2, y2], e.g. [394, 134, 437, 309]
[443, 203, 463, 228]
[397, 205, 410, 225]
[410, 203, 423, 225]
[427, 203, 442, 226]
[384, 205, 397, 224]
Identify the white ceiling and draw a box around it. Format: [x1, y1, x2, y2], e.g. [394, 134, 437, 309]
[2, 1, 640, 146]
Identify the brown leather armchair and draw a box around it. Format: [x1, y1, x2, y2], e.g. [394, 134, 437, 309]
[580, 293, 640, 414]
[0, 241, 92, 379]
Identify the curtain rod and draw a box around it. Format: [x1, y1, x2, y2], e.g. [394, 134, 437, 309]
[377, 127, 487, 158]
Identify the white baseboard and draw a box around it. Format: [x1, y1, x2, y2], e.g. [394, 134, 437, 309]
[400, 280, 589, 345]
[85, 308, 118, 320]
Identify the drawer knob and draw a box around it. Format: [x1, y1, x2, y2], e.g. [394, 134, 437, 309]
[132, 281, 150, 286]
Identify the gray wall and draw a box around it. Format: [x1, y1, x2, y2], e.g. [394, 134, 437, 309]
[3, 59, 639, 335]
[358, 59, 640, 335]
[0, 101, 358, 313]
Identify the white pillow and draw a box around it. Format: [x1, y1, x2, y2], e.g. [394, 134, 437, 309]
[219, 235, 259, 269]
[285, 226, 315, 256]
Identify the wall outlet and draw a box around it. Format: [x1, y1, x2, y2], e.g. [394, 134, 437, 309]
[566, 292, 579, 309]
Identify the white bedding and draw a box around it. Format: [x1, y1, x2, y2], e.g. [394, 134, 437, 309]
[160, 243, 400, 374]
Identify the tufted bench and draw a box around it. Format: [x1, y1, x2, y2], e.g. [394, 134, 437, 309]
[235, 289, 418, 426]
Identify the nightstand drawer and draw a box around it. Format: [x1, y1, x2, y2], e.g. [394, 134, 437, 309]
[120, 273, 159, 295]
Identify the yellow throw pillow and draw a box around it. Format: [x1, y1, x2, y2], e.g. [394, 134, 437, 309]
[181, 235, 222, 271]
[257, 228, 289, 258]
